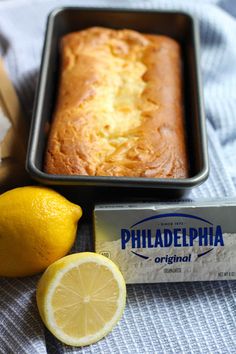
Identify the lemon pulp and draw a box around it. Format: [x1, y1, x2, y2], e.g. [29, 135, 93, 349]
[36, 253, 126, 347]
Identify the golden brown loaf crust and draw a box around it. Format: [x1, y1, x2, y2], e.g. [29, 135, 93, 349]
[44, 27, 188, 178]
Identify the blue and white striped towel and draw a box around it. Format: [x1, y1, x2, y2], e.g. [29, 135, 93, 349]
[1, 0, 236, 353]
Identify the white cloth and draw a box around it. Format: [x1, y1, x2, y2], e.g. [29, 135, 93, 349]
[1, 0, 236, 353]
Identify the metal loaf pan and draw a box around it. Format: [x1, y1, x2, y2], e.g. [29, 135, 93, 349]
[26, 7, 209, 202]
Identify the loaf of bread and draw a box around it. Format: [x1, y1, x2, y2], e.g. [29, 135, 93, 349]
[44, 27, 188, 178]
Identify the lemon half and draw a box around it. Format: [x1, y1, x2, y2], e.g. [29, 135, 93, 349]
[36, 252, 126, 347]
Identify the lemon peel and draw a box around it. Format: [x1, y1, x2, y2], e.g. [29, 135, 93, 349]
[0, 186, 82, 277]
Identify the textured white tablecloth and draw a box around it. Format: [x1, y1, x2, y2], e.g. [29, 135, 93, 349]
[0, 0, 236, 353]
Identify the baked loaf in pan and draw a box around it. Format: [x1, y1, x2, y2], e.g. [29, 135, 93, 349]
[44, 27, 188, 178]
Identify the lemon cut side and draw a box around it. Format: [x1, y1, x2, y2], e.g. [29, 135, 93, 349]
[36, 253, 126, 347]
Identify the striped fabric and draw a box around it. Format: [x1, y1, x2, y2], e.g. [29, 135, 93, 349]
[0, 0, 236, 353]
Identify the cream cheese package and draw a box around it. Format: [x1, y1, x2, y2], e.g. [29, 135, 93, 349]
[94, 200, 236, 284]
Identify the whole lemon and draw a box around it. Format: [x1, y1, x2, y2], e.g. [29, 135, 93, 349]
[0, 186, 82, 277]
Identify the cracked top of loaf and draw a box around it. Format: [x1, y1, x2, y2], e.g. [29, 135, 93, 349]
[44, 27, 188, 178]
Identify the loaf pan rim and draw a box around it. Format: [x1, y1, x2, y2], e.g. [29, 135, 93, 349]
[27, 159, 209, 189]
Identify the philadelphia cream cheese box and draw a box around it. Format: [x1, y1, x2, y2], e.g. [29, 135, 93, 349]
[94, 199, 236, 284]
